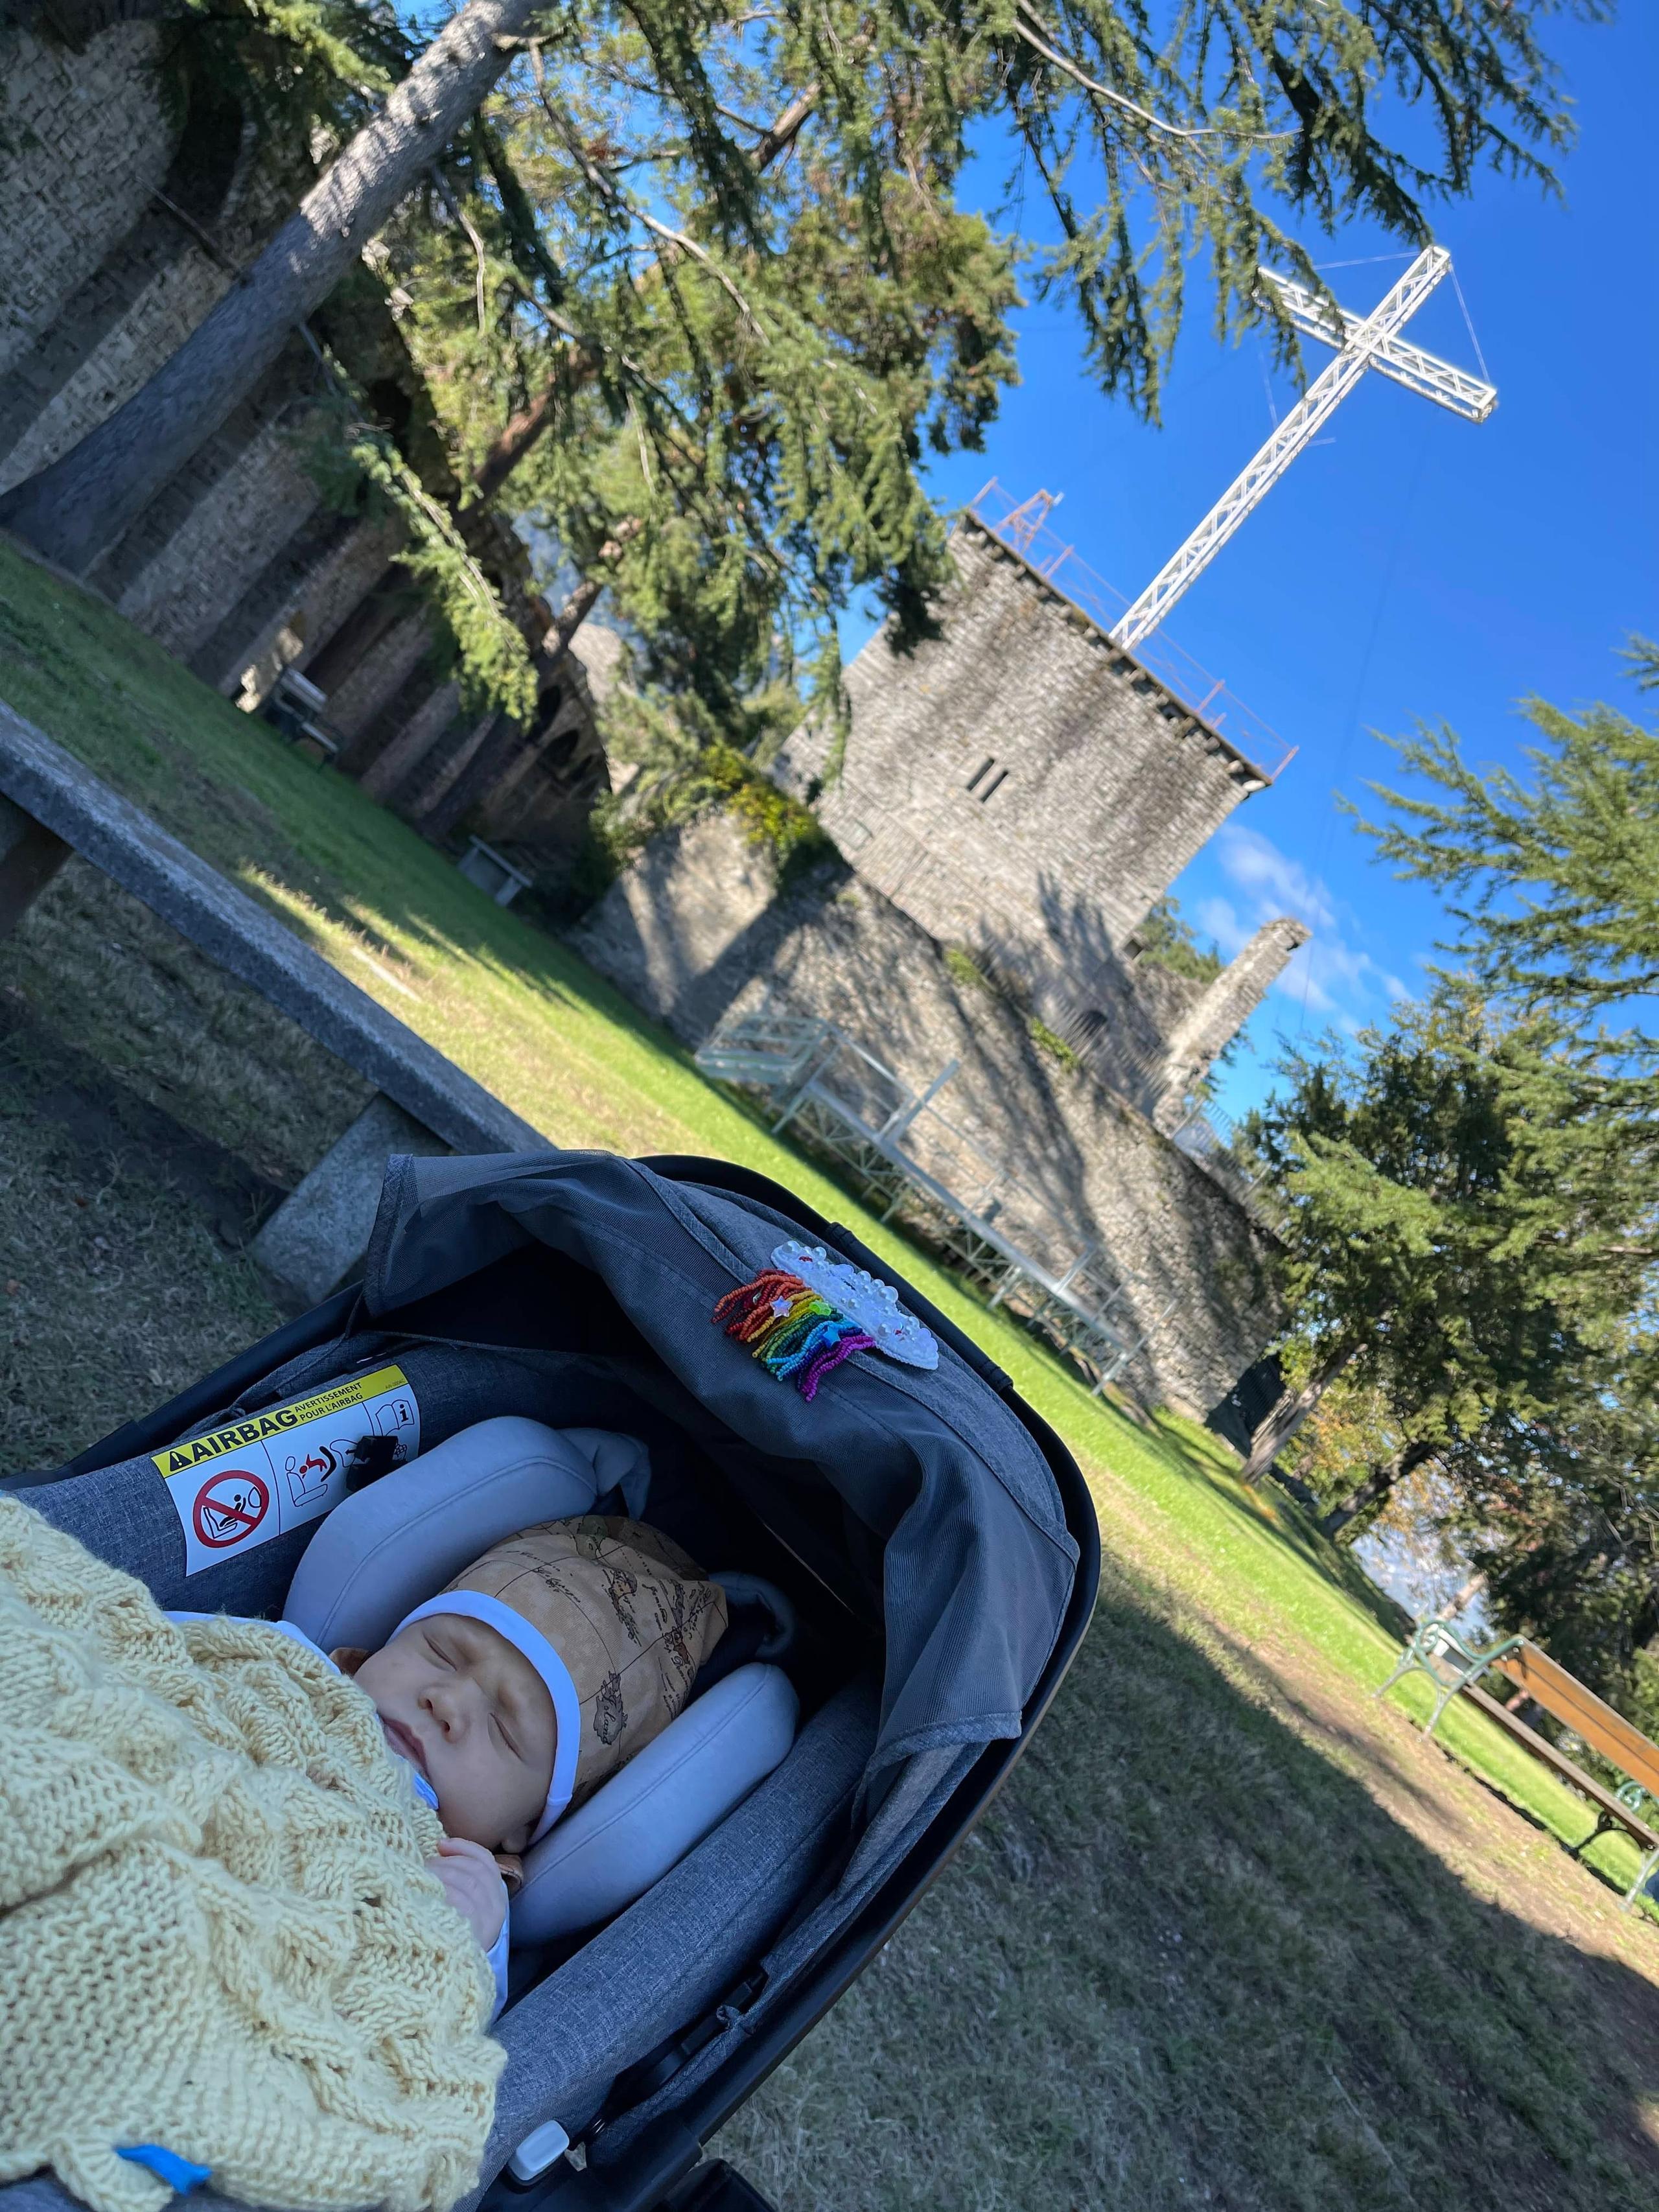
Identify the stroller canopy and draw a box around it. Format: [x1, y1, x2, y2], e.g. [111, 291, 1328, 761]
[364, 1152, 1080, 1803]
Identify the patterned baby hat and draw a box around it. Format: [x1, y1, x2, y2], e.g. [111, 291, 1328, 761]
[437, 1516, 728, 1820]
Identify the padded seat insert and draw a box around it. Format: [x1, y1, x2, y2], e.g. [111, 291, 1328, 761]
[282, 1417, 798, 1935]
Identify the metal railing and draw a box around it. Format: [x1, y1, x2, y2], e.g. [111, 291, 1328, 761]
[968, 480, 1295, 785]
[1167, 1099, 1290, 1229]
[697, 1010, 1175, 1393]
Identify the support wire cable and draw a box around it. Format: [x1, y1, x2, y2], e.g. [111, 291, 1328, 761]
[1448, 264, 1492, 386]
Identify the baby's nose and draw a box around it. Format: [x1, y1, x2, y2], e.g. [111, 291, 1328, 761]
[424, 1681, 470, 1734]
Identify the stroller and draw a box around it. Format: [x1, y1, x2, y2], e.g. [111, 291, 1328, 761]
[5, 1148, 1100, 2212]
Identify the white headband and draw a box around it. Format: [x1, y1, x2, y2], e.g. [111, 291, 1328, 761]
[396, 1591, 582, 1845]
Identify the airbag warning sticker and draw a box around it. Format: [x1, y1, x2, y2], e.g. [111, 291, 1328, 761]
[154, 1364, 419, 1574]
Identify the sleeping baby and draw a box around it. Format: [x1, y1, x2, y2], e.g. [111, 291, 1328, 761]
[184, 1516, 728, 2014]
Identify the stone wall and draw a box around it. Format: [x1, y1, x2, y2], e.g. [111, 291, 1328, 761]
[774, 519, 1268, 957]
[772, 517, 1304, 1112]
[0, 19, 611, 898]
[192, 516, 400, 702]
[0, 23, 177, 386]
[0, 24, 266, 498]
[321, 605, 434, 739]
[569, 809, 1282, 1414]
[1, 222, 233, 491]
[1155, 916, 1310, 1130]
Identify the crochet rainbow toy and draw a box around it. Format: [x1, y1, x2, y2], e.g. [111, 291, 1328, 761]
[713, 1268, 876, 1401]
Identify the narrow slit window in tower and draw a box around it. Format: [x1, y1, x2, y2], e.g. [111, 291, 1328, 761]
[977, 767, 1009, 803]
[966, 756, 997, 792]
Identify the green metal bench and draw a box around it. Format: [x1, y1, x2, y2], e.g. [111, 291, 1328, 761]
[1378, 1618, 1524, 1734]
[1379, 1619, 1659, 1909]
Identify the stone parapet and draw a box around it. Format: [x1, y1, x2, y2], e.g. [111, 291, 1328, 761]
[0, 704, 542, 1159]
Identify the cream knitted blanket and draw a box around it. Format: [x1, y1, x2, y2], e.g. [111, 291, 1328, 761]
[0, 1498, 505, 2212]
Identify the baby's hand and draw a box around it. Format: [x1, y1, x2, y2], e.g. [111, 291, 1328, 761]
[429, 1835, 507, 1952]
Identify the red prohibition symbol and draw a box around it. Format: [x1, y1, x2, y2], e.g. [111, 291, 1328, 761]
[192, 1469, 270, 1548]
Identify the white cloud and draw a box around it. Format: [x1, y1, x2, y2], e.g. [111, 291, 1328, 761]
[1211, 823, 1405, 1037]
[1212, 824, 1337, 932]
[1192, 894, 1247, 959]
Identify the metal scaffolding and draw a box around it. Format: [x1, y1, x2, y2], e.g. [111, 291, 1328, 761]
[696, 1010, 1174, 1394]
[1114, 246, 1497, 652]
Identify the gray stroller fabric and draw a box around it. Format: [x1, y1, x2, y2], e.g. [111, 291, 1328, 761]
[13, 1338, 675, 1618]
[589, 1738, 981, 2174]
[463, 1675, 879, 2212]
[364, 1151, 1079, 1804]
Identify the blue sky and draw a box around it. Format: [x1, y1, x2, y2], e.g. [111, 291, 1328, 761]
[844, 9, 1658, 1121]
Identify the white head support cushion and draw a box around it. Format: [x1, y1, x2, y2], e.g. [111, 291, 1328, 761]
[283, 1417, 642, 1653]
[511, 1661, 799, 1943]
[283, 1417, 798, 1932]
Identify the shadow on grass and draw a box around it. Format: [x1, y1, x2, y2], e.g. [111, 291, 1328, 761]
[0, 548, 618, 1007]
[1201, 1614, 1457, 1831]
[1395, 1697, 1659, 1926]
[725, 1567, 1659, 2212]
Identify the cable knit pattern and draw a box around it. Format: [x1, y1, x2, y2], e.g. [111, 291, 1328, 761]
[0, 1498, 504, 2212]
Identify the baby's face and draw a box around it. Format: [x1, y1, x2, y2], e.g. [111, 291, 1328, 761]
[353, 1612, 557, 1853]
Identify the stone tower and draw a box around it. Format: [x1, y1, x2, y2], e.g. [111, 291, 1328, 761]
[771, 508, 1309, 1115]
[1150, 916, 1310, 1129]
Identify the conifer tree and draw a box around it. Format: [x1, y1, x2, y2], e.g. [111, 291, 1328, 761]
[448, 0, 1581, 509]
[0, 0, 545, 571]
[0, 0, 1582, 608]
[1358, 651, 1659, 1128]
[1240, 990, 1649, 1491]
[367, 0, 1584, 811]
[1435, 1369, 1659, 1722]
[1312, 645, 1659, 1675]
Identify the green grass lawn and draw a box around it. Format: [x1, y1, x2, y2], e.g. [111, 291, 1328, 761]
[5, 537, 1659, 2206]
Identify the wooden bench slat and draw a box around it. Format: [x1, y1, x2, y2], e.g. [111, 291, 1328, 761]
[1382, 1621, 1659, 1907]
[1492, 1645, 1659, 1802]
[1462, 1683, 1659, 1846]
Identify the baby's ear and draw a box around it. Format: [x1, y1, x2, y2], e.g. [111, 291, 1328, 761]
[330, 1645, 371, 1674]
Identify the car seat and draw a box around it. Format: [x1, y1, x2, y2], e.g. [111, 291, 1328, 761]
[281, 1415, 800, 1944]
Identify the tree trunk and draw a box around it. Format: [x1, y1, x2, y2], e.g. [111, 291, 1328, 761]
[752, 84, 820, 168]
[1319, 1438, 1439, 1544]
[472, 353, 600, 509]
[1240, 1335, 1363, 1485]
[0, 0, 537, 572]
